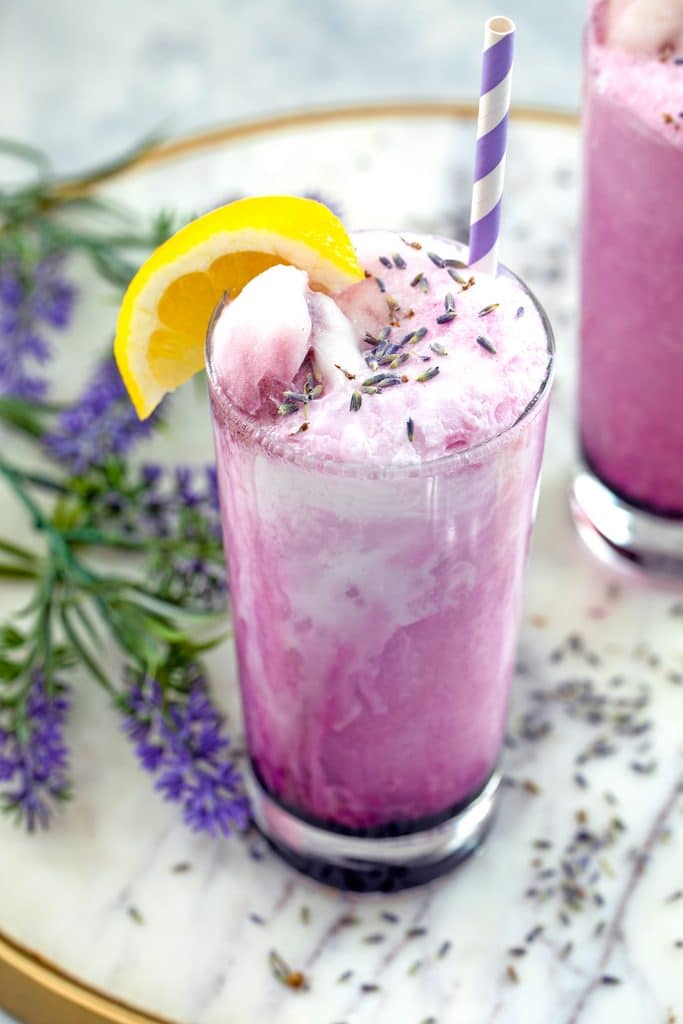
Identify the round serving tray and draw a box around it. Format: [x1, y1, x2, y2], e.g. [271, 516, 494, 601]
[2, 101, 682, 1024]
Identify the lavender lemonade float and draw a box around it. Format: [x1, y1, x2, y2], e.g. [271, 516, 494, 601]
[115, 19, 554, 890]
[572, 0, 683, 574]
[206, 230, 552, 889]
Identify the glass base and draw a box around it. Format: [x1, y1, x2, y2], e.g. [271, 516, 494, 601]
[244, 765, 500, 893]
[571, 463, 683, 579]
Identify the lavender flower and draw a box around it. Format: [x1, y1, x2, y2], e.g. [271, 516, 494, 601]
[121, 664, 249, 837]
[0, 249, 76, 399]
[156, 552, 228, 609]
[0, 671, 71, 831]
[77, 460, 227, 610]
[143, 465, 227, 609]
[44, 357, 157, 474]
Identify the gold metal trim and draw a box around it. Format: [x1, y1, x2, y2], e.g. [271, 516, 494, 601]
[54, 100, 579, 198]
[0, 930, 173, 1024]
[0, 98, 578, 1024]
[129, 100, 578, 170]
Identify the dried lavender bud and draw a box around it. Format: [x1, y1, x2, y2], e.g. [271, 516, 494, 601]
[476, 335, 497, 354]
[416, 366, 440, 383]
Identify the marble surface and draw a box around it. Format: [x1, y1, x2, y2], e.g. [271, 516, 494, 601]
[0, 108, 682, 1024]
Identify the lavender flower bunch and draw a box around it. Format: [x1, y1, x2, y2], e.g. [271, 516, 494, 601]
[135, 464, 227, 610]
[0, 670, 71, 831]
[0, 138, 343, 839]
[42, 356, 227, 613]
[44, 356, 155, 473]
[0, 246, 76, 400]
[0, 356, 236, 834]
[122, 657, 248, 837]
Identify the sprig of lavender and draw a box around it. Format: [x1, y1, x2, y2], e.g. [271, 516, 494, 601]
[44, 357, 157, 473]
[0, 444, 232, 833]
[0, 134, 244, 837]
[122, 657, 248, 837]
[0, 669, 71, 831]
[83, 463, 227, 612]
[0, 246, 76, 399]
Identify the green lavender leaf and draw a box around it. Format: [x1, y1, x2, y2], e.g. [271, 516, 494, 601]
[0, 396, 53, 438]
[0, 564, 38, 580]
[0, 625, 24, 648]
[0, 137, 52, 178]
[0, 540, 39, 564]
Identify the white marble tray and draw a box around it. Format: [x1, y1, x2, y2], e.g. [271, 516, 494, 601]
[1, 103, 682, 1024]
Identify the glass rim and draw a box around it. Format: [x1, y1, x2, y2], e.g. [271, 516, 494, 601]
[205, 249, 555, 480]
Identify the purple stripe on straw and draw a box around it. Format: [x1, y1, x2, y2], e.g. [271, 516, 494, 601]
[468, 196, 502, 266]
[474, 114, 509, 182]
[480, 33, 514, 94]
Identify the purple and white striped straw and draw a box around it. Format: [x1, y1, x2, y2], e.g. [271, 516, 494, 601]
[468, 16, 516, 275]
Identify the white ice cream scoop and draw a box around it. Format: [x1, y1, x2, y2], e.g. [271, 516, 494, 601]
[211, 263, 366, 414]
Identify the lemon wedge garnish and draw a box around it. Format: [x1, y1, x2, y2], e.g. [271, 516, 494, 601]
[114, 195, 364, 418]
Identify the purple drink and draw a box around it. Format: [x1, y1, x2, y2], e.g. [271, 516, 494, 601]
[207, 230, 553, 890]
[573, 0, 683, 572]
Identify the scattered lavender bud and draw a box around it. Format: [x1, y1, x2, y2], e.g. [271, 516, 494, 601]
[416, 366, 440, 383]
[476, 335, 497, 354]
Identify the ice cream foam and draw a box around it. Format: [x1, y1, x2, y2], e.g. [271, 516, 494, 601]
[605, 0, 683, 56]
[209, 230, 551, 467]
[589, 0, 683, 150]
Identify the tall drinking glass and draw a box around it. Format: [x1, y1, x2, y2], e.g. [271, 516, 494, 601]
[572, 0, 683, 575]
[207, 233, 554, 892]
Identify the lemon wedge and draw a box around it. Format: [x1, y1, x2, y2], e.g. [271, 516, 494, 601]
[114, 195, 364, 418]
